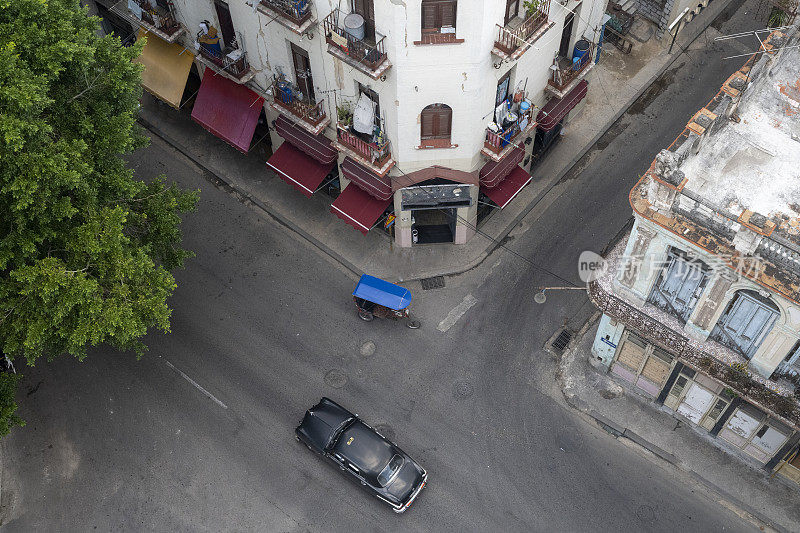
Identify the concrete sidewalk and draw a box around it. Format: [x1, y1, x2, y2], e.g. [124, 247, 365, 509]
[559, 315, 800, 533]
[137, 0, 733, 283]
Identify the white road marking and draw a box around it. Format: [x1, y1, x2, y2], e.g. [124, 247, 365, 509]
[165, 360, 228, 410]
[437, 294, 478, 332]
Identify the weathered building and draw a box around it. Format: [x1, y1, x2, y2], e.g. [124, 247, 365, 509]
[589, 27, 800, 473]
[88, 0, 607, 246]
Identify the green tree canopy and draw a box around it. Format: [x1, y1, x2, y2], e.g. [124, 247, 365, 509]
[0, 0, 198, 431]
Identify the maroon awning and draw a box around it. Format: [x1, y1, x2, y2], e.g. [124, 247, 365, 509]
[479, 147, 525, 189]
[340, 157, 392, 201]
[275, 115, 337, 165]
[482, 165, 531, 208]
[537, 79, 589, 132]
[267, 142, 335, 198]
[331, 183, 392, 235]
[191, 71, 264, 153]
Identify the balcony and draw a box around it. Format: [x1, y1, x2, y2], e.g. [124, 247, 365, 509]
[112, 0, 185, 43]
[323, 10, 391, 80]
[334, 124, 394, 176]
[257, 0, 315, 34]
[546, 41, 595, 98]
[195, 35, 254, 84]
[492, 1, 554, 61]
[481, 95, 536, 161]
[268, 77, 329, 134]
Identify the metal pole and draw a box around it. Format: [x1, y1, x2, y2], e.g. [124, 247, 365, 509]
[668, 7, 690, 54]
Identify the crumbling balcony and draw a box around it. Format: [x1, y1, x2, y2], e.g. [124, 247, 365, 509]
[269, 77, 329, 134]
[257, 0, 315, 34]
[195, 32, 254, 83]
[546, 41, 596, 98]
[334, 124, 394, 176]
[112, 0, 185, 42]
[481, 95, 536, 162]
[492, 1, 554, 61]
[323, 9, 391, 80]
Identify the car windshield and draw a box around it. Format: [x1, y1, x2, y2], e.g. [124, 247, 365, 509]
[377, 454, 404, 487]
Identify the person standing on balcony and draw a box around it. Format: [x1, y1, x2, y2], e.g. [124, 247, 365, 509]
[197, 21, 221, 54]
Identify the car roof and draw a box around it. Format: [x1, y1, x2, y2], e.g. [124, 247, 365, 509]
[298, 398, 355, 450]
[332, 420, 394, 478]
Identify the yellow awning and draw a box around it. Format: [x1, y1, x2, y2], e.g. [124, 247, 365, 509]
[134, 29, 194, 109]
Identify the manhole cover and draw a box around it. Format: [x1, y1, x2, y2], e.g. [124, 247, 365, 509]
[453, 380, 474, 399]
[324, 369, 347, 389]
[550, 329, 573, 354]
[360, 341, 376, 357]
[421, 276, 446, 290]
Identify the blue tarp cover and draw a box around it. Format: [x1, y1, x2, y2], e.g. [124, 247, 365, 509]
[353, 274, 412, 310]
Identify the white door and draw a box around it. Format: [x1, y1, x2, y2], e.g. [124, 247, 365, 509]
[677, 383, 716, 424]
[725, 408, 762, 439]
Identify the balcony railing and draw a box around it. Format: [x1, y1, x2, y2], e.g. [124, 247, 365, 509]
[271, 78, 327, 127]
[336, 124, 392, 169]
[494, 1, 551, 57]
[196, 35, 251, 80]
[259, 0, 313, 27]
[548, 42, 595, 92]
[323, 9, 388, 74]
[483, 100, 534, 157]
[115, 0, 184, 41]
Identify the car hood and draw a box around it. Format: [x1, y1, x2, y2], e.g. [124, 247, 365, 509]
[384, 458, 424, 502]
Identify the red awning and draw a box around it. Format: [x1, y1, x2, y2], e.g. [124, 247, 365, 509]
[340, 157, 392, 201]
[275, 115, 337, 165]
[479, 147, 525, 188]
[267, 142, 335, 197]
[536, 80, 589, 132]
[482, 165, 531, 208]
[191, 71, 264, 153]
[331, 183, 392, 235]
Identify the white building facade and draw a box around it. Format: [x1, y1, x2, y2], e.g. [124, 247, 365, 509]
[91, 0, 608, 246]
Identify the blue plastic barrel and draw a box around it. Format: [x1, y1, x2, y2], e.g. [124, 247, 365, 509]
[572, 39, 591, 63]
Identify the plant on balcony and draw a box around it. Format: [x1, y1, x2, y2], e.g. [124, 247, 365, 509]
[336, 102, 353, 127]
[523, 0, 543, 15]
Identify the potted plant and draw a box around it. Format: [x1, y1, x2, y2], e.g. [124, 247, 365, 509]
[523, 0, 542, 15]
[337, 102, 353, 127]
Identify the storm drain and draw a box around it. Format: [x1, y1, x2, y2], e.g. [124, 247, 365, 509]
[420, 276, 446, 290]
[550, 329, 574, 354]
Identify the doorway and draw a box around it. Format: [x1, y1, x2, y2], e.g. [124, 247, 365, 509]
[291, 43, 315, 103]
[412, 209, 456, 244]
[352, 0, 376, 41]
[505, 0, 520, 25]
[213, 0, 236, 49]
[559, 11, 575, 58]
[496, 71, 511, 107]
[710, 290, 779, 359]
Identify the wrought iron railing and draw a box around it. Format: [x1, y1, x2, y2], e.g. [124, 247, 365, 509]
[259, 0, 313, 26]
[494, 1, 551, 56]
[548, 41, 595, 92]
[336, 124, 391, 168]
[323, 9, 388, 72]
[271, 78, 326, 126]
[197, 42, 250, 79]
[129, 0, 181, 35]
[484, 102, 534, 156]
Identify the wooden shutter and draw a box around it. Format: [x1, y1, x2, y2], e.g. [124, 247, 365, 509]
[421, 108, 436, 139]
[440, 1, 456, 27]
[437, 107, 452, 138]
[421, 2, 438, 31]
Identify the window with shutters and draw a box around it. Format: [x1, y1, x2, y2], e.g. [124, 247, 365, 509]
[416, 0, 462, 45]
[420, 104, 453, 148]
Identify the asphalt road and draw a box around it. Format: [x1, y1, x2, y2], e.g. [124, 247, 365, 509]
[0, 3, 777, 531]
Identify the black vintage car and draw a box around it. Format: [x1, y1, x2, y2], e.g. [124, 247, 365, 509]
[295, 398, 428, 513]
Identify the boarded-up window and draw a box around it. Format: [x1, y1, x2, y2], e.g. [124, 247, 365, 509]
[710, 290, 779, 359]
[420, 104, 452, 147]
[421, 0, 457, 32]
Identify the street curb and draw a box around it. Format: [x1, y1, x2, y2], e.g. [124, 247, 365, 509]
[137, 116, 364, 281]
[559, 318, 786, 533]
